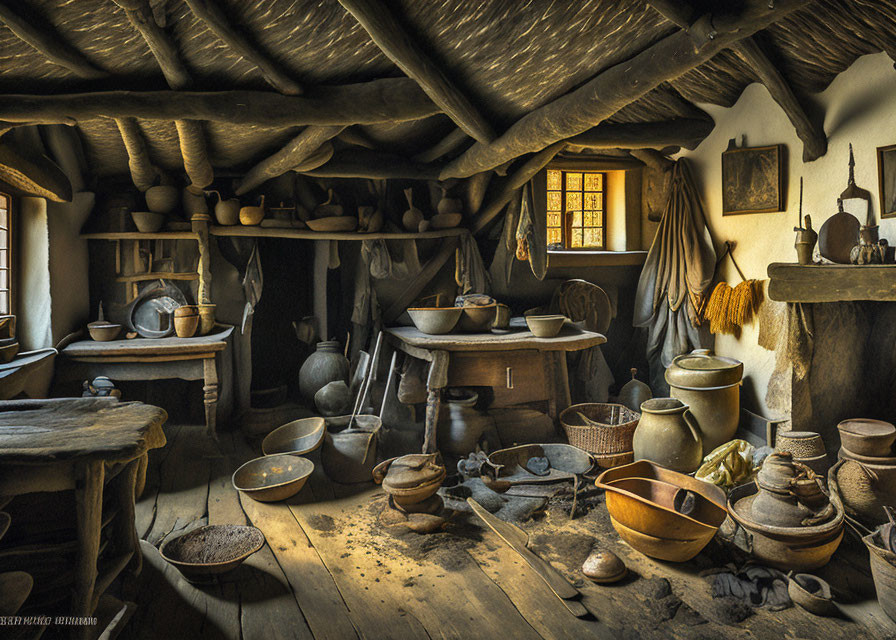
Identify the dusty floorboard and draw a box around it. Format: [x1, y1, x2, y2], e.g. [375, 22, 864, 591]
[123, 425, 896, 640]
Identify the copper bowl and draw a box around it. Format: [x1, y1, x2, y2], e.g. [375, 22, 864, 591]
[595, 460, 727, 562]
[232, 454, 314, 502]
[160, 525, 264, 583]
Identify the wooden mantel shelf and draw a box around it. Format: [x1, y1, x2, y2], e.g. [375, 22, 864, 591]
[768, 262, 896, 302]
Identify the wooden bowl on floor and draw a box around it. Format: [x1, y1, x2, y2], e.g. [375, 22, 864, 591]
[232, 454, 314, 502]
[160, 525, 265, 583]
[262, 417, 326, 456]
[407, 307, 463, 335]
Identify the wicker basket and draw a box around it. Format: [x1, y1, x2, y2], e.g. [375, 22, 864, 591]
[559, 403, 640, 455]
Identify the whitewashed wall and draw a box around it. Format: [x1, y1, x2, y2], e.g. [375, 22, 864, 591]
[676, 52, 896, 418]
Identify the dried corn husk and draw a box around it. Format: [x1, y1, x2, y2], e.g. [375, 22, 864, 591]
[703, 279, 763, 335]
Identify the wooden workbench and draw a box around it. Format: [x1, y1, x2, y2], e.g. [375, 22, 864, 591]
[58, 326, 233, 438]
[0, 397, 167, 639]
[385, 322, 606, 452]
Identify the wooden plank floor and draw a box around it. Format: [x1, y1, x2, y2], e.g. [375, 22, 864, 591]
[124, 424, 896, 640]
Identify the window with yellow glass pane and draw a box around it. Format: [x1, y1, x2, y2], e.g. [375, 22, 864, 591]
[545, 169, 605, 250]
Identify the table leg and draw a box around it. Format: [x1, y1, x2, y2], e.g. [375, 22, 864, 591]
[203, 356, 219, 439]
[543, 351, 572, 422]
[422, 350, 449, 454]
[73, 460, 104, 640]
[114, 459, 142, 578]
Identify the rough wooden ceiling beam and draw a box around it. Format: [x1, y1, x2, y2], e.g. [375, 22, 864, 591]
[112, 0, 191, 90]
[565, 118, 714, 152]
[336, 0, 495, 144]
[441, 0, 810, 179]
[0, 2, 107, 79]
[236, 125, 345, 195]
[470, 142, 565, 235]
[731, 37, 827, 161]
[174, 120, 213, 188]
[302, 149, 442, 180]
[413, 128, 471, 163]
[183, 0, 302, 95]
[114, 117, 162, 191]
[0, 81, 440, 128]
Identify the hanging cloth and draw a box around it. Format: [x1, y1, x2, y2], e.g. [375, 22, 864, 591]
[634, 158, 716, 370]
[515, 182, 548, 280]
[455, 231, 490, 295]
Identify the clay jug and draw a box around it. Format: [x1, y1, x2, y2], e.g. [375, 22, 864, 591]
[210, 191, 240, 226]
[633, 398, 703, 473]
[437, 185, 462, 215]
[298, 340, 349, 405]
[794, 214, 818, 265]
[437, 389, 495, 457]
[239, 195, 265, 226]
[402, 187, 423, 231]
[618, 368, 652, 412]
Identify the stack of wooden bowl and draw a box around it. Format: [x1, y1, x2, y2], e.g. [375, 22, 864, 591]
[373, 453, 447, 533]
[559, 402, 640, 469]
[0, 315, 17, 363]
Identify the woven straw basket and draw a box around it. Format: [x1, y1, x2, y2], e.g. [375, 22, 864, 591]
[559, 403, 640, 455]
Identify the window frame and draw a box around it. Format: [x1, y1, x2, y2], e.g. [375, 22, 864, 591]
[546, 169, 608, 251]
[0, 192, 11, 316]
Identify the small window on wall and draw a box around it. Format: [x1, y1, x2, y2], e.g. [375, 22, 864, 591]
[546, 169, 606, 250]
[0, 193, 9, 314]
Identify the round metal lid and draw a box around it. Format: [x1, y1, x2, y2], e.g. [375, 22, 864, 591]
[665, 349, 743, 389]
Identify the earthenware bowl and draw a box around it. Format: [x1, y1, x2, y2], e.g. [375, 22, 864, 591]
[775, 431, 826, 459]
[838, 419, 896, 457]
[0, 341, 18, 363]
[262, 417, 326, 456]
[159, 525, 265, 583]
[725, 482, 844, 571]
[407, 307, 463, 335]
[232, 454, 314, 502]
[456, 303, 497, 332]
[131, 210, 165, 233]
[595, 460, 728, 562]
[87, 323, 121, 342]
[525, 314, 566, 338]
[863, 527, 896, 622]
[306, 216, 357, 232]
[788, 573, 838, 616]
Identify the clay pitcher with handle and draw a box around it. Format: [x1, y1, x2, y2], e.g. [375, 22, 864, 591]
[633, 398, 703, 473]
[209, 191, 240, 226]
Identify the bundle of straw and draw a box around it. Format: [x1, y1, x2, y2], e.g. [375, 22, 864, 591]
[704, 280, 763, 335]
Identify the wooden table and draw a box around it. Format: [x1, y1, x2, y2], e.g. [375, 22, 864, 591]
[0, 398, 166, 639]
[385, 322, 606, 452]
[59, 326, 233, 438]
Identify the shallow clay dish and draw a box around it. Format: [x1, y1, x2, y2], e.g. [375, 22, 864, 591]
[525, 314, 566, 338]
[306, 216, 358, 232]
[160, 525, 265, 583]
[838, 419, 896, 457]
[262, 417, 326, 456]
[407, 307, 463, 335]
[232, 454, 314, 502]
[788, 573, 837, 616]
[87, 323, 121, 342]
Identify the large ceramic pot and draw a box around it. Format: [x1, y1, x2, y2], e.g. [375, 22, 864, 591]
[437, 389, 495, 457]
[298, 341, 349, 405]
[829, 453, 896, 527]
[145, 185, 179, 214]
[632, 398, 702, 473]
[665, 349, 743, 456]
[321, 415, 381, 484]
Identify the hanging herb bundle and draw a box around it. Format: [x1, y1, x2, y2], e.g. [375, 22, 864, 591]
[701, 242, 764, 335]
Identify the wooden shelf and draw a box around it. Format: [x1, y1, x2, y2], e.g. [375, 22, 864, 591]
[81, 231, 199, 241]
[208, 225, 468, 240]
[114, 272, 198, 283]
[768, 262, 896, 302]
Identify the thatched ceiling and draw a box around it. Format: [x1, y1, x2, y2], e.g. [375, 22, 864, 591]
[0, 0, 893, 181]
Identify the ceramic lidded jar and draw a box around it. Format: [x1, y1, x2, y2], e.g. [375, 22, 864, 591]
[665, 349, 743, 456]
[298, 341, 349, 405]
[632, 398, 703, 473]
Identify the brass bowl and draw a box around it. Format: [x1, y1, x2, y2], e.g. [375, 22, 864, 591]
[262, 417, 326, 456]
[160, 525, 265, 583]
[232, 454, 314, 502]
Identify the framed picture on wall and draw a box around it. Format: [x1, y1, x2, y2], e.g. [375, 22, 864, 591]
[878, 143, 896, 218]
[721, 144, 785, 215]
